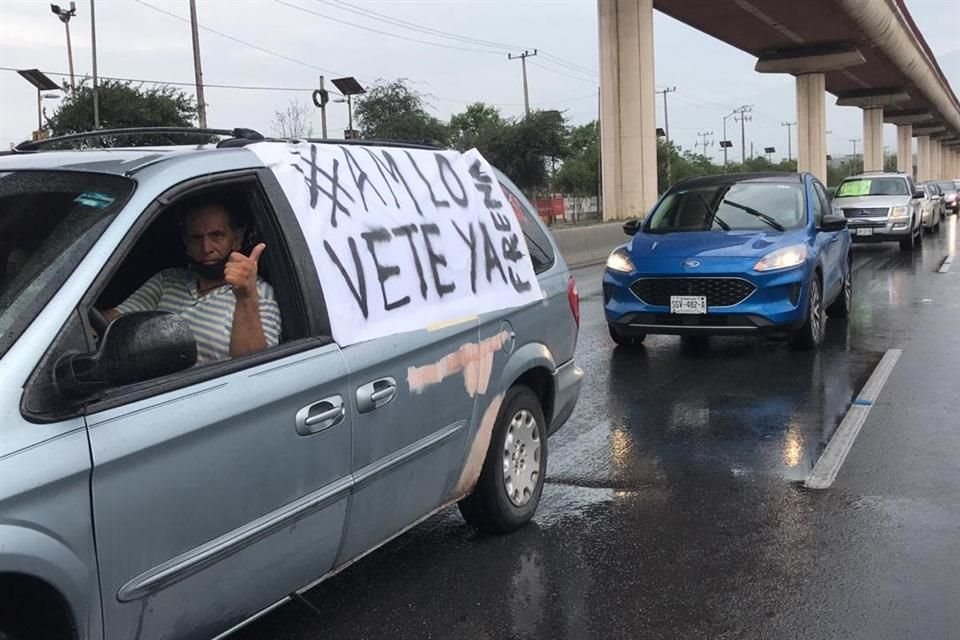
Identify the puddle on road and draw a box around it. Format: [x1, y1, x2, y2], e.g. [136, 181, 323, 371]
[551, 334, 884, 490]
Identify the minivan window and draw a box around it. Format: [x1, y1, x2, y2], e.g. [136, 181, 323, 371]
[647, 182, 805, 233]
[836, 177, 909, 197]
[0, 171, 134, 357]
[496, 172, 555, 273]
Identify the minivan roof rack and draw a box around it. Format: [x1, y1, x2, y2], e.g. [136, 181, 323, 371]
[15, 127, 264, 152]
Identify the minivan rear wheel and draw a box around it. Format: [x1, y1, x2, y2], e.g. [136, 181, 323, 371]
[458, 386, 546, 534]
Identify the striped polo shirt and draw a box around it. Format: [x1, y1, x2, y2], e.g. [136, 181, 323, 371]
[116, 268, 282, 364]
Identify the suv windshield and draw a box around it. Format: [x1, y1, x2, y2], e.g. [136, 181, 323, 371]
[836, 177, 909, 197]
[646, 181, 805, 233]
[0, 171, 134, 357]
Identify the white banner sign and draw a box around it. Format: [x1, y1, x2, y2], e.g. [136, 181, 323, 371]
[251, 142, 543, 346]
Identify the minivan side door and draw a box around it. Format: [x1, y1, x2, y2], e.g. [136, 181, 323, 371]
[85, 172, 354, 640]
[336, 318, 479, 564]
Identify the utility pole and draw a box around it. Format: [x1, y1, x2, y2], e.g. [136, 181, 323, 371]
[508, 49, 537, 116]
[318, 76, 328, 139]
[734, 105, 753, 164]
[656, 87, 676, 185]
[850, 138, 860, 158]
[90, 0, 99, 128]
[696, 130, 714, 159]
[189, 0, 207, 128]
[51, 3, 77, 91]
[722, 109, 740, 167]
[781, 121, 796, 161]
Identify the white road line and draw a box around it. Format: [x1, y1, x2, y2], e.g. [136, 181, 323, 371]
[939, 255, 954, 274]
[805, 349, 902, 490]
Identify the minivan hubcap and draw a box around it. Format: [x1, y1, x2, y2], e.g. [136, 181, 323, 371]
[503, 409, 541, 507]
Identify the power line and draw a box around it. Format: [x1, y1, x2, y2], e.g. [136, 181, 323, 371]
[274, 0, 506, 56]
[0, 67, 598, 110]
[317, 0, 518, 51]
[318, 0, 597, 76]
[527, 61, 597, 86]
[133, 0, 346, 77]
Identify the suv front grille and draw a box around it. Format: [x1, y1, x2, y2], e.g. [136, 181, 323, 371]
[629, 278, 756, 307]
[842, 207, 889, 218]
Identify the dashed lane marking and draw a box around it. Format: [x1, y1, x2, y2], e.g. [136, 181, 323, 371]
[805, 349, 902, 490]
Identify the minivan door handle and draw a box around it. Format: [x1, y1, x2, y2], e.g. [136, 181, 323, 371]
[295, 396, 345, 436]
[356, 377, 397, 414]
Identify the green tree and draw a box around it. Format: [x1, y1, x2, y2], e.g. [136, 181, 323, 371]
[884, 153, 898, 172]
[555, 121, 599, 197]
[354, 79, 449, 145]
[449, 102, 505, 151]
[46, 79, 208, 146]
[448, 104, 569, 194]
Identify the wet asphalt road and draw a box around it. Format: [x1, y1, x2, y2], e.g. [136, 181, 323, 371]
[235, 221, 960, 640]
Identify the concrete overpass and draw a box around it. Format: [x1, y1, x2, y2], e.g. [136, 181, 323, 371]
[599, 0, 960, 220]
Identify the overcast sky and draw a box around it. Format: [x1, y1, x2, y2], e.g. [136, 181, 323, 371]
[1, 0, 958, 160]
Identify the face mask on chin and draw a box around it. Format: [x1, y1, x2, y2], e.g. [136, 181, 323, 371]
[188, 255, 229, 282]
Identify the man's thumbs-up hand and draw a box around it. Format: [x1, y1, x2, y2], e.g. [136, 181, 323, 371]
[226, 242, 266, 300]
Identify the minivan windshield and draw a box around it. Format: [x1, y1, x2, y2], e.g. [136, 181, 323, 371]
[646, 181, 805, 234]
[0, 171, 133, 357]
[836, 177, 909, 197]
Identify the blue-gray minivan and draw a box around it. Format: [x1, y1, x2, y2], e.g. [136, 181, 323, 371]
[0, 130, 582, 640]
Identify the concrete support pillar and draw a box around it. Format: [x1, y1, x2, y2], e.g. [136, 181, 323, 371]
[598, 0, 658, 221]
[932, 139, 942, 179]
[896, 124, 913, 177]
[917, 135, 931, 182]
[796, 73, 827, 182]
[862, 107, 884, 172]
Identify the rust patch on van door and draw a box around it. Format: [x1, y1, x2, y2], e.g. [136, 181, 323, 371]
[452, 393, 504, 498]
[407, 331, 509, 398]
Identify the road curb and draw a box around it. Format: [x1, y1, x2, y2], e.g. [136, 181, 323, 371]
[549, 222, 626, 270]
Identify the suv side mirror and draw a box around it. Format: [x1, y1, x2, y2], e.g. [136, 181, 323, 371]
[622, 219, 642, 236]
[820, 214, 848, 232]
[54, 311, 197, 398]
[913, 190, 925, 199]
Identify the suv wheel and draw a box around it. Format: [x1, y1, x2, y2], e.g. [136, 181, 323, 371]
[899, 219, 917, 252]
[458, 386, 546, 534]
[826, 262, 852, 319]
[608, 324, 646, 347]
[791, 276, 824, 350]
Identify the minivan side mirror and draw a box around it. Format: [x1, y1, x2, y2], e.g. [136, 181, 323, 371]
[820, 214, 848, 232]
[54, 311, 197, 398]
[622, 219, 642, 236]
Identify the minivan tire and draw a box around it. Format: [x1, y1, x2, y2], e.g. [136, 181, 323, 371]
[458, 386, 546, 534]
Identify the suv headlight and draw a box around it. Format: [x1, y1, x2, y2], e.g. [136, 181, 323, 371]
[606, 248, 635, 273]
[754, 245, 808, 272]
[889, 206, 910, 219]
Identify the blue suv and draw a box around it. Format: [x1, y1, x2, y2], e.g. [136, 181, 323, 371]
[603, 172, 852, 350]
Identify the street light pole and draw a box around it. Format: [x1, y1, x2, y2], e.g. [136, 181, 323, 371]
[90, 0, 99, 128]
[51, 3, 78, 90]
[189, 0, 207, 128]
